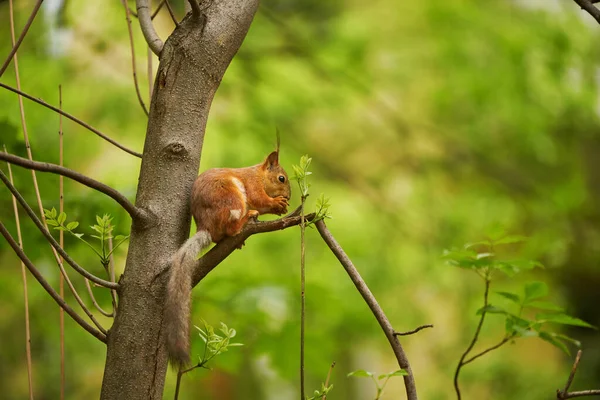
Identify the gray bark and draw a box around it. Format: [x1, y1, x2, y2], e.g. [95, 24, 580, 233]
[100, 1, 260, 398]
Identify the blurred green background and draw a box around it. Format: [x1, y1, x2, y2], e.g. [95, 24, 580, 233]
[1, 0, 599, 398]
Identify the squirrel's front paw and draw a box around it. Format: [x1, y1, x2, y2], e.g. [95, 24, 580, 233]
[272, 196, 289, 215]
[247, 210, 259, 220]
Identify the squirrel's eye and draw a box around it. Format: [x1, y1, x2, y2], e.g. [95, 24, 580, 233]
[278, 175, 286, 183]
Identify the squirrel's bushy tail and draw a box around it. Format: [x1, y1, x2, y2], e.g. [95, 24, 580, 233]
[164, 230, 212, 368]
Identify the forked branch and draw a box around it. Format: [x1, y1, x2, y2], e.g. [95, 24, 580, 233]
[557, 350, 600, 399]
[315, 220, 418, 400]
[0, 221, 107, 342]
[0, 152, 146, 222]
[0, 168, 119, 290]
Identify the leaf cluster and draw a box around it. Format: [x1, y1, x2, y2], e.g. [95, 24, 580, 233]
[194, 320, 243, 369]
[44, 208, 128, 268]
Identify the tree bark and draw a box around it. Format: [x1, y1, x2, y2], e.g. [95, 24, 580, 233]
[100, 1, 260, 398]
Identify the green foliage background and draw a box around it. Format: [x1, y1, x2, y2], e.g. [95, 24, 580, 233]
[1, 0, 599, 398]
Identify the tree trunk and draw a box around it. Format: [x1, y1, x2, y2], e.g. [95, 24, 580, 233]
[100, 2, 259, 398]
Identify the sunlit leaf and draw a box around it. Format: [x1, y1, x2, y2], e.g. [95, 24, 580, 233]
[524, 281, 548, 303]
[347, 369, 373, 378]
[67, 221, 79, 230]
[536, 313, 596, 329]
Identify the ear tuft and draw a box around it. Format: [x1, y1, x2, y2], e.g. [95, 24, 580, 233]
[263, 151, 279, 169]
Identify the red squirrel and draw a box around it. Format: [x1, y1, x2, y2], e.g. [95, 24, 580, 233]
[164, 149, 291, 367]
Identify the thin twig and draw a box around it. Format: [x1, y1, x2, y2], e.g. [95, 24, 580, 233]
[0, 0, 43, 78]
[164, 0, 179, 26]
[322, 361, 336, 400]
[120, 0, 149, 116]
[58, 84, 65, 400]
[151, 0, 166, 19]
[136, 0, 164, 55]
[563, 350, 583, 395]
[0, 83, 142, 158]
[573, 0, 600, 24]
[453, 278, 491, 400]
[0, 169, 119, 290]
[315, 220, 418, 400]
[394, 324, 434, 336]
[560, 390, 600, 398]
[0, 151, 146, 222]
[5, 146, 34, 400]
[0, 222, 107, 342]
[84, 279, 114, 317]
[462, 335, 514, 365]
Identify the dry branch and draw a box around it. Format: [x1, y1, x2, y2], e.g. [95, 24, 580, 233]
[0, 221, 107, 342]
[0, 83, 142, 158]
[315, 220, 418, 400]
[557, 350, 600, 399]
[0, 152, 146, 222]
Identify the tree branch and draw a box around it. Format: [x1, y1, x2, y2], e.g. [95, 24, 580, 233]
[191, 210, 313, 286]
[188, 0, 202, 17]
[0, 221, 107, 342]
[557, 350, 600, 399]
[394, 324, 434, 336]
[573, 0, 600, 24]
[315, 220, 418, 400]
[0, 0, 43, 78]
[0, 82, 142, 158]
[0, 152, 146, 222]
[0, 168, 120, 290]
[136, 0, 164, 55]
[462, 334, 514, 365]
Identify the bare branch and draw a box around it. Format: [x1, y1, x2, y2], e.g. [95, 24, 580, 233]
[164, 0, 179, 25]
[0, 221, 107, 343]
[0, 168, 120, 290]
[394, 324, 434, 336]
[136, 0, 164, 55]
[0, 152, 146, 222]
[315, 220, 418, 400]
[84, 279, 114, 317]
[0, 83, 142, 158]
[120, 0, 150, 116]
[573, 0, 600, 24]
[0, 0, 43, 78]
[322, 361, 336, 400]
[557, 350, 600, 398]
[191, 211, 315, 286]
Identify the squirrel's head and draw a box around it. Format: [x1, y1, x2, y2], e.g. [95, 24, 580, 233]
[261, 151, 291, 200]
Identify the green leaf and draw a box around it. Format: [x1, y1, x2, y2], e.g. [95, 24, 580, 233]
[46, 219, 59, 226]
[493, 235, 528, 245]
[526, 301, 564, 312]
[387, 369, 408, 377]
[66, 221, 79, 230]
[524, 281, 548, 303]
[57, 212, 66, 225]
[73, 233, 84, 239]
[536, 313, 596, 329]
[114, 235, 127, 241]
[496, 291, 521, 304]
[464, 240, 491, 249]
[539, 331, 570, 356]
[96, 215, 103, 226]
[50, 207, 57, 219]
[347, 370, 373, 378]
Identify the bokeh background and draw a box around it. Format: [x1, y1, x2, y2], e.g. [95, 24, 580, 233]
[1, 0, 599, 398]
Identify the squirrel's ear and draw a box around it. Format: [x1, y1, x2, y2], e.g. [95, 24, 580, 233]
[262, 151, 279, 170]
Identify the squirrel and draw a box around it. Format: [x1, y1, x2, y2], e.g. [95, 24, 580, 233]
[164, 149, 291, 368]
